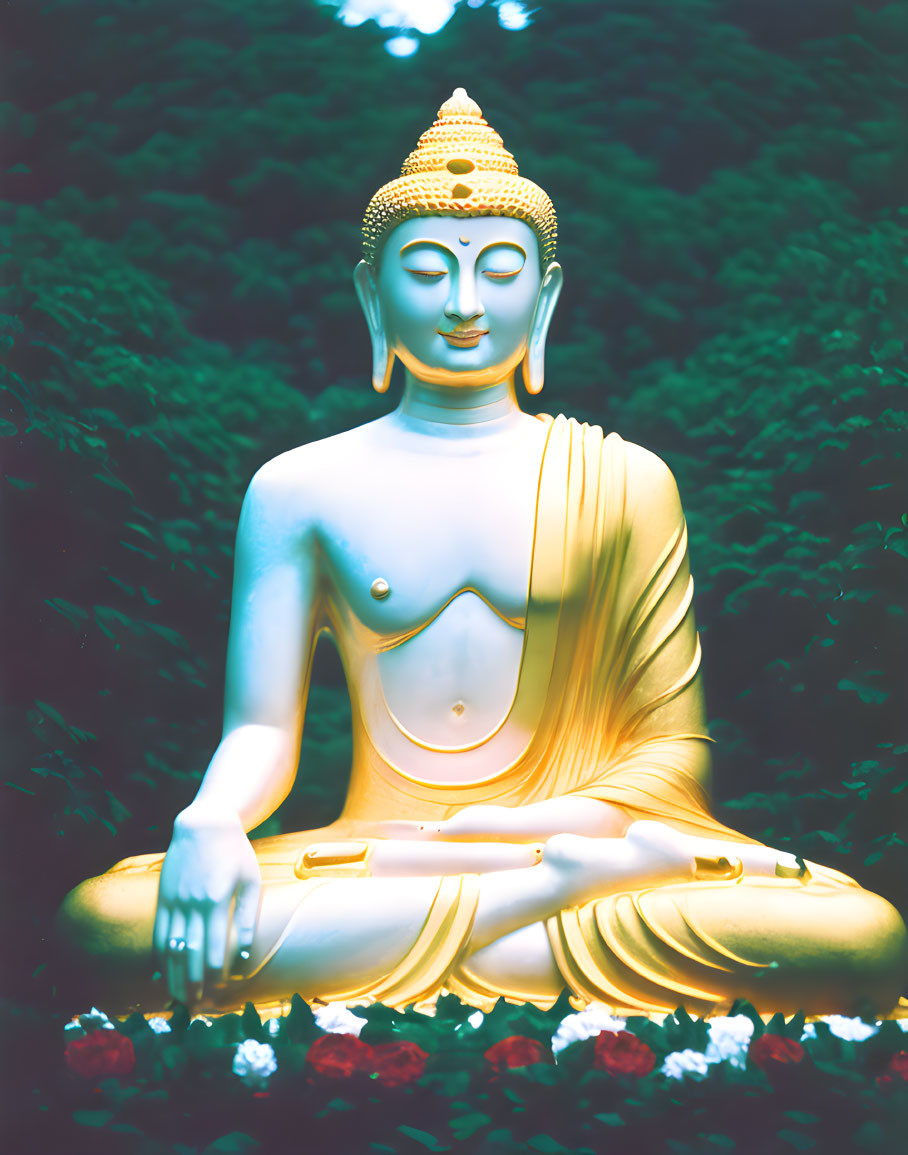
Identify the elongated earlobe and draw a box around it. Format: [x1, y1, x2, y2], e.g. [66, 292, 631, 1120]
[372, 347, 394, 394]
[522, 262, 563, 396]
[353, 260, 395, 393]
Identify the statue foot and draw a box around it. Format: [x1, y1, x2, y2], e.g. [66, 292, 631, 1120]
[542, 823, 742, 908]
[624, 821, 743, 885]
[627, 822, 815, 883]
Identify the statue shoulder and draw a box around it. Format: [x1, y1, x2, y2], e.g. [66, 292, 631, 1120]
[612, 437, 686, 534]
[244, 425, 373, 522]
[549, 416, 683, 516]
[621, 440, 680, 497]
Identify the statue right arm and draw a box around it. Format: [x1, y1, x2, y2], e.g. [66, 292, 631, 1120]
[153, 456, 317, 1004]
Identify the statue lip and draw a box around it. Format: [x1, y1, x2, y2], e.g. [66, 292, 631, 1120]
[437, 326, 489, 347]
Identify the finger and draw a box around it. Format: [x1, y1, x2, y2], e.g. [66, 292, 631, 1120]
[185, 908, 206, 998]
[230, 876, 261, 972]
[166, 909, 188, 1006]
[206, 902, 231, 984]
[152, 902, 170, 959]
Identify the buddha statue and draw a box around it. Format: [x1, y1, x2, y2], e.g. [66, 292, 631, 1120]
[58, 90, 907, 1020]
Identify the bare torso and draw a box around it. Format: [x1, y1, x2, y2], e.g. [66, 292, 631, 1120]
[277, 410, 551, 773]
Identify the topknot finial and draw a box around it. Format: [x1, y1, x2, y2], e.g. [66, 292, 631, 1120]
[438, 88, 484, 120]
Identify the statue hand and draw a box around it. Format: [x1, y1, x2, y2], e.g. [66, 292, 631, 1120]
[153, 805, 261, 1007]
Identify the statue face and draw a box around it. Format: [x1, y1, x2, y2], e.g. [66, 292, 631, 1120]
[375, 216, 545, 388]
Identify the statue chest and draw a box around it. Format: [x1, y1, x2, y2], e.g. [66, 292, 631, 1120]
[313, 441, 549, 755]
[316, 444, 543, 640]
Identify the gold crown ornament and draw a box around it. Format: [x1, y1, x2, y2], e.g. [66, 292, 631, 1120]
[362, 88, 557, 266]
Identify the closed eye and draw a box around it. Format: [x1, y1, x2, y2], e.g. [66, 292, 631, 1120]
[482, 269, 521, 280]
[403, 268, 447, 279]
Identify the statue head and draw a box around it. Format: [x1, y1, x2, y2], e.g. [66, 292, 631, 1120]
[354, 89, 563, 395]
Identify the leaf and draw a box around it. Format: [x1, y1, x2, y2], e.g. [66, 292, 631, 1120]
[72, 1110, 114, 1128]
[777, 1130, 815, 1152]
[450, 1113, 490, 1141]
[396, 1126, 449, 1151]
[837, 678, 889, 705]
[315, 1097, 355, 1117]
[94, 471, 133, 496]
[34, 700, 71, 734]
[529, 1137, 572, 1154]
[45, 598, 88, 628]
[201, 1134, 261, 1155]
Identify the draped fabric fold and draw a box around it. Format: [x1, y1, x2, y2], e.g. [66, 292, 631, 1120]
[326, 413, 763, 1011]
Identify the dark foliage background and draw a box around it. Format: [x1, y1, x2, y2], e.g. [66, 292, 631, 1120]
[1, 0, 906, 1012]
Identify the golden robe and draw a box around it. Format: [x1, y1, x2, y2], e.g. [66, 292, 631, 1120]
[62, 415, 907, 1016]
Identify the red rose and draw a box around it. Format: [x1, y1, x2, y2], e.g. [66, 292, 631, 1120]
[484, 1035, 553, 1073]
[748, 1033, 805, 1073]
[370, 1040, 429, 1087]
[65, 1031, 135, 1081]
[877, 1050, 908, 1090]
[306, 1034, 375, 1079]
[593, 1030, 656, 1078]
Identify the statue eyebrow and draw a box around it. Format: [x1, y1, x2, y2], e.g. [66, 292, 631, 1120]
[476, 241, 527, 262]
[399, 239, 456, 259]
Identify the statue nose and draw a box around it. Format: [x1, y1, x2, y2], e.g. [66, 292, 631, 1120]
[444, 273, 485, 325]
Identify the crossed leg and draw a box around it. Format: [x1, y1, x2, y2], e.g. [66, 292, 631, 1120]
[56, 823, 907, 1016]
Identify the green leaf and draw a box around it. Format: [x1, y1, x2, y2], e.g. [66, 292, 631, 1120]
[315, 1097, 355, 1117]
[94, 470, 133, 496]
[529, 1137, 571, 1154]
[45, 598, 88, 628]
[784, 1112, 819, 1126]
[837, 678, 889, 705]
[450, 1113, 490, 1141]
[594, 1113, 626, 1127]
[396, 1126, 448, 1151]
[34, 700, 71, 733]
[201, 1134, 261, 1155]
[777, 1130, 815, 1152]
[72, 1110, 114, 1127]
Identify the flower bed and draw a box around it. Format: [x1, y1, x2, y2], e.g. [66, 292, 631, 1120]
[14, 995, 908, 1153]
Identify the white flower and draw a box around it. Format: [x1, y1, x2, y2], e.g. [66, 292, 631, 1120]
[800, 1024, 817, 1041]
[147, 1017, 172, 1035]
[661, 1049, 711, 1080]
[266, 1017, 282, 1037]
[78, 1007, 115, 1032]
[233, 1039, 278, 1089]
[312, 1002, 368, 1037]
[704, 1015, 755, 1069]
[467, 1011, 484, 1030]
[551, 1004, 627, 1056]
[821, 1016, 877, 1042]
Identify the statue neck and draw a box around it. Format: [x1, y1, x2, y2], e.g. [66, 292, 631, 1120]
[395, 371, 524, 436]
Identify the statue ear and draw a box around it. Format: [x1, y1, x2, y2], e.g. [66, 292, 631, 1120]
[522, 262, 563, 396]
[353, 260, 394, 394]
